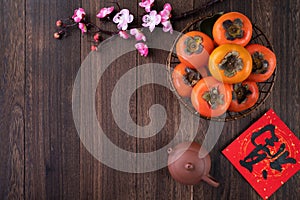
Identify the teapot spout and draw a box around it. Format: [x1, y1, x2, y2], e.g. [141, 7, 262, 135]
[202, 174, 220, 187]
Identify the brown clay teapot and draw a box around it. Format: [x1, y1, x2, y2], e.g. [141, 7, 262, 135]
[167, 142, 219, 187]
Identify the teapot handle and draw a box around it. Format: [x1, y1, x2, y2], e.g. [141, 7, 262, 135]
[202, 174, 220, 187]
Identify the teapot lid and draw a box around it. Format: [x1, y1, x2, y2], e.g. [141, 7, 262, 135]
[167, 142, 211, 185]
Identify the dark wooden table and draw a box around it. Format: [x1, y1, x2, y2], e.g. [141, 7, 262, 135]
[1, 0, 299, 199]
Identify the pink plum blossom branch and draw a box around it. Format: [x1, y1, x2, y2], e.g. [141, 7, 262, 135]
[54, 0, 224, 55]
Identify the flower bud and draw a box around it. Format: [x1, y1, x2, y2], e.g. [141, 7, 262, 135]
[91, 45, 98, 51]
[93, 33, 101, 42]
[56, 20, 63, 27]
[54, 32, 61, 39]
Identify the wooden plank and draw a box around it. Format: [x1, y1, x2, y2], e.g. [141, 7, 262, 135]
[0, 0, 25, 199]
[80, 0, 138, 199]
[79, 2, 102, 199]
[135, 0, 195, 199]
[265, 0, 300, 199]
[25, 0, 81, 199]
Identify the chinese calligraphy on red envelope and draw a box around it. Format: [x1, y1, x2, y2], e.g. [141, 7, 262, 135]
[222, 109, 300, 199]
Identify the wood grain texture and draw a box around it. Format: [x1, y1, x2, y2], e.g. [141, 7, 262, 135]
[0, 0, 25, 199]
[0, 0, 299, 199]
[25, 0, 81, 199]
[135, 0, 196, 199]
[81, 0, 139, 199]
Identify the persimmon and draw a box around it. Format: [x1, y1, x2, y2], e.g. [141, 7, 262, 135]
[176, 31, 214, 69]
[191, 76, 232, 117]
[213, 12, 252, 47]
[228, 81, 259, 112]
[208, 44, 252, 84]
[172, 63, 202, 97]
[246, 44, 277, 82]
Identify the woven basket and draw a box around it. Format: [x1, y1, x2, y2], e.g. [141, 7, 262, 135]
[166, 15, 276, 122]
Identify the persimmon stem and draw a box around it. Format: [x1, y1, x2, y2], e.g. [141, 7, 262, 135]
[55, 0, 224, 39]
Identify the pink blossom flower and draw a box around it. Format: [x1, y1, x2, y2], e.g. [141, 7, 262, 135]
[135, 43, 148, 57]
[119, 30, 130, 39]
[96, 6, 114, 18]
[159, 3, 172, 22]
[159, 3, 173, 33]
[139, 0, 155, 12]
[161, 20, 173, 33]
[142, 10, 161, 32]
[78, 23, 87, 34]
[72, 8, 86, 23]
[113, 9, 134, 30]
[130, 28, 146, 41]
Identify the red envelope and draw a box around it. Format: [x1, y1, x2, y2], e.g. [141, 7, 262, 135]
[222, 109, 300, 199]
